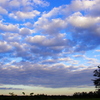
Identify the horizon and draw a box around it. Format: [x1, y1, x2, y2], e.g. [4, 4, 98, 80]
[0, 0, 100, 95]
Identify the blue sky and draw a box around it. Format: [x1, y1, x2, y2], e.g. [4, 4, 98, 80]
[0, 0, 100, 95]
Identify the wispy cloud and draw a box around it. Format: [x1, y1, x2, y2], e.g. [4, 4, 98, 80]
[0, 87, 23, 90]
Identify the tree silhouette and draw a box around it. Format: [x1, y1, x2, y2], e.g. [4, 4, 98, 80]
[30, 92, 34, 96]
[92, 66, 100, 90]
[9, 92, 15, 96]
[22, 92, 25, 96]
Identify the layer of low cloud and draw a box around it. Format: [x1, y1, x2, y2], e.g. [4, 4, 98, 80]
[0, 62, 94, 88]
[0, 87, 23, 90]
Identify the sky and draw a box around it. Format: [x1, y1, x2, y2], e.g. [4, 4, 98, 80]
[0, 0, 100, 95]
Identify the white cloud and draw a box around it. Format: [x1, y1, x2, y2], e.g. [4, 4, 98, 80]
[59, 57, 72, 61]
[42, 7, 61, 18]
[84, 56, 99, 64]
[95, 50, 100, 52]
[33, 0, 50, 7]
[88, 0, 100, 17]
[10, 42, 21, 51]
[73, 55, 85, 58]
[0, 23, 19, 33]
[41, 59, 57, 64]
[26, 35, 46, 44]
[24, 22, 33, 28]
[10, 42, 30, 57]
[68, 12, 100, 28]
[2, 33, 21, 42]
[0, 41, 12, 53]
[9, 0, 20, 8]
[20, 28, 31, 36]
[70, 0, 95, 11]
[0, 6, 8, 14]
[26, 34, 67, 47]
[0, 0, 50, 13]
[0, 0, 8, 7]
[34, 17, 67, 35]
[33, 6, 63, 32]
[9, 10, 40, 20]
[42, 18, 67, 34]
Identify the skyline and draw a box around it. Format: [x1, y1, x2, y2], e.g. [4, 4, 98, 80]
[0, 0, 100, 95]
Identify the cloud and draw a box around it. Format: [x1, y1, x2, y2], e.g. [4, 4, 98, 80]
[9, 0, 20, 8]
[2, 33, 21, 42]
[35, 18, 67, 35]
[68, 19, 100, 52]
[41, 59, 57, 64]
[0, 0, 49, 12]
[70, 0, 95, 11]
[0, 0, 100, 55]
[32, 0, 100, 53]
[9, 10, 40, 20]
[24, 22, 33, 28]
[0, 41, 12, 53]
[0, 6, 7, 14]
[10, 42, 30, 58]
[68, 12, 100, 28]
[25, 34, 71, 58]
[88, 0, 100, 17]
[26, 34, 68, 47]
[84, 56, 99, 65]
[95, 50, 100, 52]
[26, 35, 46, 44]
[0, 0, 100, 89]
[33, 0, 50, 7]
[19, 28, 31, 36]
[0, 87, 23, 90]
[0, 62, 94, 88]
[73, 55, 85, 58]
[0, 22, 19, 33]
[34, 7, 67, 35]
[0, 0, 9, 8]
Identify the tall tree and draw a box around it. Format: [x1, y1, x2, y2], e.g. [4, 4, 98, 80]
[92, 66, 100, 90]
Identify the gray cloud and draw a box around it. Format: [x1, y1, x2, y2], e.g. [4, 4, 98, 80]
[2, 33, 21, 42]
[0, 62, 94, 88]
[69, 20, 100, 52]
[0, 41, 12, 53]
[19, 28, 31, 36]
[0, 6, 8, 14]
[0, 87, 23, 90]
[87, 0, 100, 17]
[0, 23, 19, 33]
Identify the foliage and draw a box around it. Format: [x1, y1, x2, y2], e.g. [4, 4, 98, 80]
[0, 92, 100, 100]
[30, 92, 34, 96]
[92, 66, 100, 91]
[9, 92, 15, 96]
[22, 92, 25, 96]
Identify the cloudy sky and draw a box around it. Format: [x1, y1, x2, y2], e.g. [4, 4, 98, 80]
[0, 0, 100, 95]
